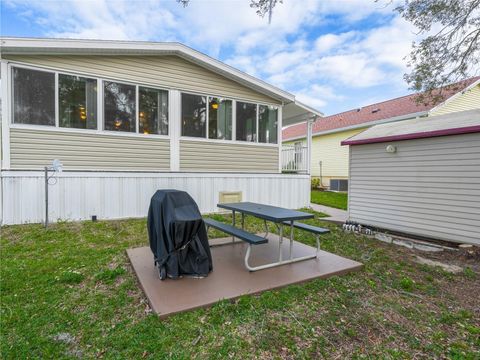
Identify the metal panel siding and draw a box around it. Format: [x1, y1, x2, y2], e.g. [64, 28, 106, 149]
[348, 132, 480, 244]
[431, 84, 480, 116]
[10, 128, 170, 170]
[5, 55, 279, 104]
[1, 172, 310, 224]
[180, 140, 279, 173]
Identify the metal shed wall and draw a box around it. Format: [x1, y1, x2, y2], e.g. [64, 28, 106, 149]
[348, 132, 480, 245]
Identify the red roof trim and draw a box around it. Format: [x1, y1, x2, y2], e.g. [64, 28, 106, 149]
[341, 125, 480, 146]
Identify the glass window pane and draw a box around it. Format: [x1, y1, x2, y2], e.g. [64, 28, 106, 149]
[59, 74, 97, 130]
[208, 97, 232, 140]
[13, 67, 55, 126]
[181, 93, 206, 137]
[236, 101, 257, 142]
[258, 105, 278, 143]
[104, 81, 136, 132]
[139, 87, 168, 135]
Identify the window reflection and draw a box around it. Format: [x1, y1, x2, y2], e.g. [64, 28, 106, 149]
[139, 87, 168, 135]
[59, 74, 97, 130]
[181, 93, 206, 137]
[13, 67, 55, 126]
[104, 81, 136, 132]
[208, 97, 232, 140]
[258, 105, 278, 143]
[236, 101, 257, 142]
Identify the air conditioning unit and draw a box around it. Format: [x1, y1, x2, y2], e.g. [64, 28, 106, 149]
[330, 179, 348, 192]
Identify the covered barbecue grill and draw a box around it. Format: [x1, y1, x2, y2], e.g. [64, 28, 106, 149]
[147, 189, 213, 280]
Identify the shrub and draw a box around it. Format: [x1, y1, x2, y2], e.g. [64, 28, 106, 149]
[311, 178, 320, 189]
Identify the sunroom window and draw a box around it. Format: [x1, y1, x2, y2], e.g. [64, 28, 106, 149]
[139, 87, 169, 135]
[208, 97, 232, 140]
[181, 93, 206, 137]
[258, 105, 278, 144]
[13, 67, 55, 126]
[59, 74, 97, 130]
[236, 101, 257, 142]
[103, 81, 136, 132]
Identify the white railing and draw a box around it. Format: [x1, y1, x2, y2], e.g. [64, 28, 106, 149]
[281, 144, 308, 173]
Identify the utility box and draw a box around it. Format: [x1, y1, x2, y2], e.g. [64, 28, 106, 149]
[219, 191, 243, 204]
[330, 179, 348, 192]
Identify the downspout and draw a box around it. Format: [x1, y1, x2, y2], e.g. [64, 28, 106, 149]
[306, 116, 317, 175]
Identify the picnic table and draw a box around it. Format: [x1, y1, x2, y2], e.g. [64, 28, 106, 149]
[205, 202, 329, 271]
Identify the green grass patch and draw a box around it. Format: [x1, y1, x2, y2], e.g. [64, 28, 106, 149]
[311, 190, 348, 210]
[1, 212, 478, 359]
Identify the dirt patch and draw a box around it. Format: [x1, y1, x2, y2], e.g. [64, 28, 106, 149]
[419, 246, 480, 272]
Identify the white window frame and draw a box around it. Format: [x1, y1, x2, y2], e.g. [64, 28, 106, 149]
[9, 63, 170, 140]
[207, 95, 234, 141]
[179, 90, 278, 147]
[235, 99, 259, 144]
[11, 64, 57, 128]
[258, 104, 279, 144]
[7, 61, 279, 144]
[138, 84, 170, 136]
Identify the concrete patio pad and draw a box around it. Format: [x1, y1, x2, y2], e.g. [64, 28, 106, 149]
[127, 234, 362, 318]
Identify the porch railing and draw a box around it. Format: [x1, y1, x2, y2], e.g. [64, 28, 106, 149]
[281, 144, 308, 173]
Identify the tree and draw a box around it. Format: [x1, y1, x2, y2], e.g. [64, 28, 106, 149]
[176, 0, 282, 23]
[395, 0, 480, 104]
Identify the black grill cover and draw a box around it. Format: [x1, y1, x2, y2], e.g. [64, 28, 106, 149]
[147, 189, 212, 279]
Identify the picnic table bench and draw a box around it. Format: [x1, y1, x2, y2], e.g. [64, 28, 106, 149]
[205, 202, 330, 272]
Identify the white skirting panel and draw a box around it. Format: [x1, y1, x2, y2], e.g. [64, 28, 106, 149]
[1, 172, 311, 225]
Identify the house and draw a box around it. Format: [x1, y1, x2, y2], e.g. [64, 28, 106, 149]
[341, 109, 480, 245]
[282, 77, 480, 189]
[0, 37, 321, 225]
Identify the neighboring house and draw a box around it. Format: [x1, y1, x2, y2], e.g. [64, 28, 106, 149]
[282, 77, 480, 189]
[341, 109, 480, 245]
[0, 37, 321, 225]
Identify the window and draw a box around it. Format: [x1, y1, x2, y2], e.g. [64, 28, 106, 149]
[236, 101, 257, 142]
[13, 67, 55, 126]
[181, 93, 206, 137]
[208, 97, 232, 140]
[258, 105, 278, 143]
[59, 74, 97, 129]
[103, 81, 136, 132]
[139, 87, 168, 135]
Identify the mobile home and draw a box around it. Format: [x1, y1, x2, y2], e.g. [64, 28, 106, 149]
[0, 37, 320, 225]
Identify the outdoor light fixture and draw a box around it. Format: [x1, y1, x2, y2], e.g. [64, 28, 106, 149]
[386, 145, 397, 153]
[44, 159, 63, 228]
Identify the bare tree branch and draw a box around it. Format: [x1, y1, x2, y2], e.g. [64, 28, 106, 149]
[396, 0, 480, 104]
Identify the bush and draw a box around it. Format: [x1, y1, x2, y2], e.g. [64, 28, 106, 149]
[311, 178, 320, 189]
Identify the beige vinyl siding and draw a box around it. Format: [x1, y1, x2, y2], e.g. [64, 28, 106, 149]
[431, 84, 480, 116]
[348, 132, 480, 245]
[4, 55, 280, 104]
[180, 139, 279, 173]
[284, 128, 368, 185]
[304, 128, 363, 186]
[10, 128, 170, 171]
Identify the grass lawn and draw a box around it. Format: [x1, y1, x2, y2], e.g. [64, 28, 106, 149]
[311, 190, 348, 210]
[1, 211, 479, 359]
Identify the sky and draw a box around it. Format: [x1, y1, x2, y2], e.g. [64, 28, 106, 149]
[1, 0, 423, 115]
